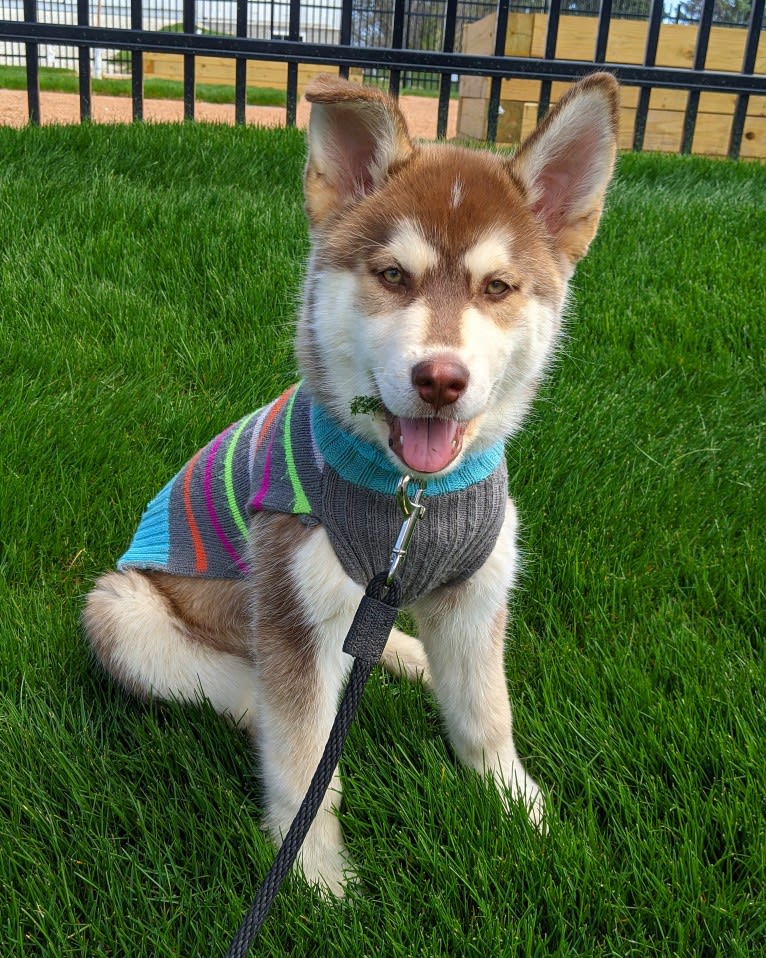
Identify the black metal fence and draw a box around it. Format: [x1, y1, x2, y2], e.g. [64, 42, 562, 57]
[0, 0, 764, 158]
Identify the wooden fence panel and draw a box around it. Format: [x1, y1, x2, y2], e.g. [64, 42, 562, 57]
[458, 12, 766, 158]
[144, 53, 350, 95]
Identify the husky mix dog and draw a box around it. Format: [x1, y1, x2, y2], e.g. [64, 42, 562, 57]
[83, 73, 619, 894]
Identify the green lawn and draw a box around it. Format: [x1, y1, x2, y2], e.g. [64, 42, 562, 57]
[0, 122, 764, 956]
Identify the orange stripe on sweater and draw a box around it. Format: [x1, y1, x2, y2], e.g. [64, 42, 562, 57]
[254, 385, 295, 454]
[182, 447, 208, 574]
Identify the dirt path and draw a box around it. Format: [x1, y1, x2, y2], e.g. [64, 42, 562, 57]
[0, 87, 457, 139]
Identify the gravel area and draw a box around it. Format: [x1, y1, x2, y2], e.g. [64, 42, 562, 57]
[0, 87, 458, 140]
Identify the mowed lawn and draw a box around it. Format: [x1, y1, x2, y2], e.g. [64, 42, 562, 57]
[0, 120, 763, 957]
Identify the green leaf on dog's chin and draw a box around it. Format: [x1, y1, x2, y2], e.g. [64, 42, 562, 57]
[350, 396, 382, 416]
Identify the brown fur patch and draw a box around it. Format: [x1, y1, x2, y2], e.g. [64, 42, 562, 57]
[248, 512, 320, 716]
[149, 571, 251, 657]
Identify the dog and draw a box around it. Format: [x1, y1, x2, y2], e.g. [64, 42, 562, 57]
[83, 73, 618, 895]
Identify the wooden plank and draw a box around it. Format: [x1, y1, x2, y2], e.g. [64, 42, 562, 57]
[500, 100, 765, 158]
[506, 12, 534, 57]
[144, 54, 340, 94]
[461, 13, 495, 56]
[459, 75, 489, 100]
[523, 13, 765, 71]
[626, 87, 766, 118]
[456, 96, 488, 140]
[498, 79, 766, 118]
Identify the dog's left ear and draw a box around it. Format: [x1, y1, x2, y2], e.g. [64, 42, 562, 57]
[303, 75, 414, 228]
[510, 72, 619, 269]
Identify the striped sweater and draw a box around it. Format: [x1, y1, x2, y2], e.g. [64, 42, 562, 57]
[118, 382, 508, 606]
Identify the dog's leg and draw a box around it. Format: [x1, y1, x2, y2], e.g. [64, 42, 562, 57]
[412, 500, 544, 827]
[250, 513, 369, 895]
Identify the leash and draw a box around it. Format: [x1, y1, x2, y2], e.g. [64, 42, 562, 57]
[225, 476, 426, 958]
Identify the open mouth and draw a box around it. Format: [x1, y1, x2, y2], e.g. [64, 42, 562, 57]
[387, 414, 467, 474]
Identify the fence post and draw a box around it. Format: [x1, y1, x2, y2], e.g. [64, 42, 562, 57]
[183, 0, 196, 121]
[539, 0, 563, 120]
[22, 0, 40, 125]
[633, 0, 663, 152]
[486, 0, 510, 145]
[77, 0, 92, 122]
[437, 0, 459, 139]
[594, 0, 613, 65]
[131, 0, 143, 121]
[235, 0, 247, 125]
[339, 0, 352, 80]
[728, 0, 765, 160]
[286, 0, 301, 126]
[681, 0, 715, 154]
[389, 0, 406, 98]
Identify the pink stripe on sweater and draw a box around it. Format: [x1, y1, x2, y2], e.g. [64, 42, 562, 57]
[203, 428, 250, 575]
[249, 431, 274, 512]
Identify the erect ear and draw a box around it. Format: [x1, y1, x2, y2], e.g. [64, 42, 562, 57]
[510, 72, 619, 270]
[303, 75, 414, 228]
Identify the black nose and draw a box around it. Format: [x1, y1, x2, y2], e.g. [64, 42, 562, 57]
[411, 359, 469, 412]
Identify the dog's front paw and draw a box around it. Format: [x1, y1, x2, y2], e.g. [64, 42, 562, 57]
[497, 764, 547, 832]
[380, 628, 432, 688]
[296, 840, 354, 898]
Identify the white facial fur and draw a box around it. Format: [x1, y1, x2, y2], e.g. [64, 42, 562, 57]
[305, 220, 563, 474]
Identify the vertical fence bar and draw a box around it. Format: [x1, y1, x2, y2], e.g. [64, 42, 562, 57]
[486, 0, 510, 145]
[728, 0, 765, 160]
[338, 0, 352, 79]
[594, 0, 613, 64]
[436, 0, 458, 139]
[235, 0, 247, 125]
[183, 0, 195, 121]
[285, 0, 301, 126]
[77, 0, 91, 122]
[632, 0, 663, 151]
[681, 0, 715, 154]
[538, 0, 562, 120]
[23, 0, 40, 125]
[131, 0, 143, 122]
[389, 0, 406, 98]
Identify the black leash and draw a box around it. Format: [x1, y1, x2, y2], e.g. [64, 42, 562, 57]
[225, 478, 425, 958]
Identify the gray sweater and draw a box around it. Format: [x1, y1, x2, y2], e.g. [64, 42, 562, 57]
[118, 383, 508, 607]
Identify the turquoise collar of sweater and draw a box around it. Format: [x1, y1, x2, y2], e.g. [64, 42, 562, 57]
[310, 400, 504, 497]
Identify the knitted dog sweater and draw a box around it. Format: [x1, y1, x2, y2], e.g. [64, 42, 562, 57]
[118, 383, 508, 606]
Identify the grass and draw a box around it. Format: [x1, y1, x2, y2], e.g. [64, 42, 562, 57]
[0, 64, 288, 107]
[0, 122, 764, 956]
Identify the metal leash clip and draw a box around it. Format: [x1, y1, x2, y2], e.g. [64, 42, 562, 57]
[387, 475, 427, 586]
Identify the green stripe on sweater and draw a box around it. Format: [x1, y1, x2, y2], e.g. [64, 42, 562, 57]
[283, 386, 311, 514]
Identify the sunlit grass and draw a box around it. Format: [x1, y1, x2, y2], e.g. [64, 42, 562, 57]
[1, 124, 764, 955]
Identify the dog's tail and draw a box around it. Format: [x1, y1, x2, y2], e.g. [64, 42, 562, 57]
[82, 569, 258, 732]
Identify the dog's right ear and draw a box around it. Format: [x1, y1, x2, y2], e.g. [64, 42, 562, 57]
[303, 76, 414, 228]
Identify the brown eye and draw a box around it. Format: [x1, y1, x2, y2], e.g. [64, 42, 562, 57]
[485, 279, 511, 296]
[380, 267, 405, 287]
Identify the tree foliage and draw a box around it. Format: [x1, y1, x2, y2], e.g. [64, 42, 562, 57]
[676, 0, 755, 25]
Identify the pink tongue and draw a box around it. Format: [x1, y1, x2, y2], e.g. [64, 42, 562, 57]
[398, 418, 460, 473]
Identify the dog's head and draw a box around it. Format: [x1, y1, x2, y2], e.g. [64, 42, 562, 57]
[296, 74, 618, 477]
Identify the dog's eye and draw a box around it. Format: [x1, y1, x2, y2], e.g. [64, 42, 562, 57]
[380, 267, 405, 287]
[485, 279, 512, 296]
